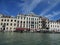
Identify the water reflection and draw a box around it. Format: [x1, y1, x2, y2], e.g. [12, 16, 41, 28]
[0, 32, 60, 45]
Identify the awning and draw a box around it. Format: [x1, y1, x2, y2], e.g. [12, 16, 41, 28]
[16, 28, 30, 31]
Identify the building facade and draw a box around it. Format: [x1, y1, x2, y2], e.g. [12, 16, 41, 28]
[49, 21, 60, 32]
[0, 14, 17, 31]
[16, 13, 49, 32]
[16, 14, 39, 32]
[0, 13, 60, 32]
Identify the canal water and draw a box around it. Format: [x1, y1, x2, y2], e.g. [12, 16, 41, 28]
[0, 32, 60, 45]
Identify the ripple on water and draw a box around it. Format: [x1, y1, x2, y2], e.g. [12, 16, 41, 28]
[0, 32, 60, 45]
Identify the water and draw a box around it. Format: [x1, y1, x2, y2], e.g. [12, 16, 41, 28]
[0, 32, 60, 45]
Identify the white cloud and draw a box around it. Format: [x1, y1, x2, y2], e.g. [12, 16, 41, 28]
[40, 0, 60, 15]
[48, 1, 51, 5]
[47, 0, 56, 5]
[45, 11, 60, 20]
[3, 10, 10, 15]
[21, 0, 42, 14]
[17, 0, 28, 7]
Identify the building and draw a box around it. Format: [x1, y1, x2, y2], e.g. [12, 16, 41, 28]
[49, 21, 60, 32]
[16, 13, 49, 32]
[0, 14, 17, 31]
[0, 13, 60, 32]
[16, 13, 39, 32]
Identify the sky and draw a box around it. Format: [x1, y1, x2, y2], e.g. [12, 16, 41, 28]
[0, 0, 60, 20]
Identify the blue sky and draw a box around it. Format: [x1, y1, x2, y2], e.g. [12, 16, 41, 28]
[0, 0, 60, 20]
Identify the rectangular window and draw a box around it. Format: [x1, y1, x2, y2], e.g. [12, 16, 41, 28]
[7, 23, 8, 26]
[10, 23, 12, 26]
[24, 17, 25, 19]
[51, 25, 52, 27]
[1, 23, 3, 25]
[29, 18, 30, 20]
[1, 19, 3, 21]
[6, 27, 8, 30]
[27, 17, 28, 20]
[21, 17, 22, 19]
[35, 22, 36, 24]
[11, 20, 13, 22]
[31, 18, 34, 20]
[14, 20, 16, 22]
[31, 25, 34, 28]
[39, 24, 40, 26]
[4, 19, 6, 21]
[21, 21, 22, 23]
[23, 21, 25, 23]
[14, 23, 16, 26]
[31, 22, 34, 24]
[17, 21, 19, 23]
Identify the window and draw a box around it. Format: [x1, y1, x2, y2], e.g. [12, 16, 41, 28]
[29, 18, 30, 20]
[27, 21, 28, 23]
[6, 27, 8, 30]
[31, 25, 34, 28]
[31, 22, 34, 24]
[7, 19, 9, 22]
[17, 21, 19, 23]
[39, 21, 41, 23]
[37, 19, 38, 20]
[10, 23, 12, 26]
[21, 17, 22, 19]
[1, 23, 3, 25]
[7, 23, 8, 26]
[29, 21, 30, 23]
[20, 25, 22, 28]
[48, 25, 49, 27]
[21, 21, 22, 23]
[39, 24, 40, 26]
[35, 22, 36, 24]
[4, 19, 6, 21]
[10, 27, 12, 30]
[23, 21, 25, 23]
[4, 23, 6, 25]
[31, 18, 34, 20]
[27, 17, 28, 20]
[1, 19, 3, 21]
[24, 17, 25, 19]
[14, 23, 16, 26]
[51, 25, 52, 27]
[11, 20, 13, 22]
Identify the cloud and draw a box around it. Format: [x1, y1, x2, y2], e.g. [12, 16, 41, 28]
[47, 0, 55, 5]
[45, 11, 60, 20]
[17, 0, 28, 7]
[3, 10, 10, 15]
[21, 0, 42, 14]
[40, 0, 60, 15]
